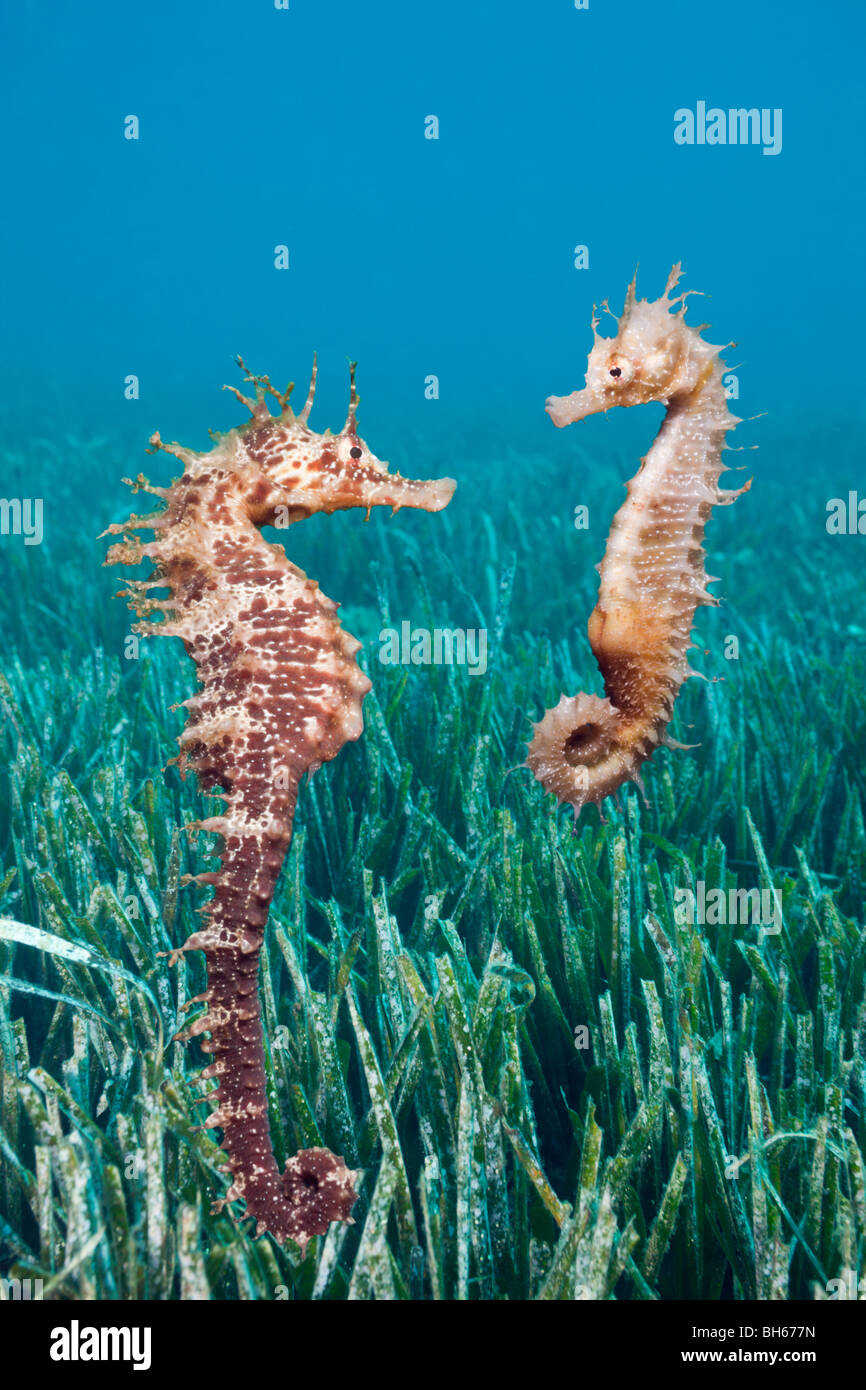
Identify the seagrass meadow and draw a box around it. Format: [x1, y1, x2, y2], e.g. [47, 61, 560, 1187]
[0, 414, 865, 1301]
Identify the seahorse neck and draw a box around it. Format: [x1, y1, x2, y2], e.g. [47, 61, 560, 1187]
[654, 362, 734, 469]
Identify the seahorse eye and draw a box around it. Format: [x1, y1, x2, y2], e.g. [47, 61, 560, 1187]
[350, 445, 362, 458]
[607, 356, 634, 383]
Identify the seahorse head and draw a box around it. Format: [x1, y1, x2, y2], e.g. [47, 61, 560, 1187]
[546, 264, 720, 427]
[166, 356, 455, 525]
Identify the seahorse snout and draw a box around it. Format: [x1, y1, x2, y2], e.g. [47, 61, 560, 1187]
[545, 389, 601, 427]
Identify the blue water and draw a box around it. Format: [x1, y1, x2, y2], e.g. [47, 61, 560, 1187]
[1, 0, 863, 462]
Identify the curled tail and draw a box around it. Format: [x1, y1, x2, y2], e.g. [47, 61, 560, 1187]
[173, 828, 358, 1247]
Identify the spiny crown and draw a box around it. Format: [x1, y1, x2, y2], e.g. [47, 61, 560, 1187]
[150, 356, 455, 524]
[546, 265, 726, 426]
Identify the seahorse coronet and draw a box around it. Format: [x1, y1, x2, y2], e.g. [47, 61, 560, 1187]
[105, 356, 455, 1249]
[529, 265, 750, 817]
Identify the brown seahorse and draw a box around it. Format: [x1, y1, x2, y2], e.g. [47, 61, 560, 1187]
[102, 358, 455, 1248]
[527, 265, 750, 816]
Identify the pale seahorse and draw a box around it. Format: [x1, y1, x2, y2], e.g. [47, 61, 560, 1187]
[102, 358, 455, 1248]
[526, 266, 750, 816]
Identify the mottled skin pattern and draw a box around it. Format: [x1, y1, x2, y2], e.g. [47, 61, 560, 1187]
[103, 358, 455, 1247]
[527, 266, 750, 817]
